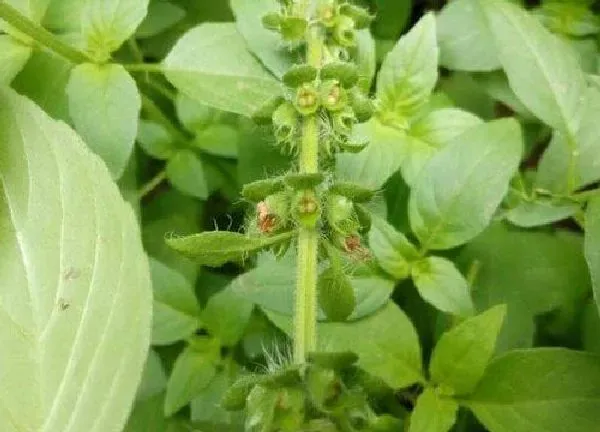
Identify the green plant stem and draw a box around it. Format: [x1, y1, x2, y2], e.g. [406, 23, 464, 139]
[0, 1, 90, 63]
[138, 169, 166, 199]
[122, 63, 165, 73]
[294, 22, 323, 364]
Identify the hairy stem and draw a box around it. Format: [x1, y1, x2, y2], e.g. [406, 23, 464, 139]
[294, 22, 323, 364]
[0, 1, 90, 63]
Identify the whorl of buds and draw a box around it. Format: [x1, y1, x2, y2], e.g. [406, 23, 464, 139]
[293, 190, 321, 228]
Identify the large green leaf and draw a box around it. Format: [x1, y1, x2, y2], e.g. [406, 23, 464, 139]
[230, 0, 295, 78]
[201, 288, 254, 347]
[437, 0, 499, 71]
[376, 12, 438, 125]
[429, 305, 506, 395]
[466, 349, 600, 432]
[0, 35, 31, 84]
[409, 119, 522, 250]
[479, 0, 586, 134]
[409, 388, 458, 432]
[585, 196, 600, 315]
[66, 63, 141, 178]
[163, 23, 283, 117]
[537, 87, 600, 194]
[81, 0, 150, 60]
[0, 87, 152, 431]
[267, 302, 424, 389]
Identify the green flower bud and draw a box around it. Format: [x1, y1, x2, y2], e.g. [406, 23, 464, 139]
[280, 16, 308, 41]
[307, 367, 341, 409]
[349, 88, 375, 122]
[326, 193, 360, 235]
[329, 181, 375, 203]
[293, 190, 321, 228]
[283, 64, 318, 88]
[251, 96, 285, 125]
[333, 15, 357, 47]
[257, 192, 291, 233]
[242, 177, 285, 202]
[339, 4, 374, 30]
[338, 136, 368, 153]
[262, 12, 282, 31]
[272, 101, 298, 146]
[320, 80, 348, 112]
[317, 1, 338, 28]
[285, 172, 325, 190]
[294, 83, 320, 115]
[320, 62, 359, 88]
[332, 107, 357, 136]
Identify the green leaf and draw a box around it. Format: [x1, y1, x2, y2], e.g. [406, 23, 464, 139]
[505, 198, 579, 228]
[136, 0, 185, 38]
[479, 0, 586, 134]
[150, 258, 200, 345]
[336, 118, 408, 189]
[372, 0, 412, 39]
[429, 305, 506, 395]
[12, 50, 73, 122]
[167, 231, 295, 267]
[191, 367, 241, 424]
[537, 87, 600, 194]
[318, 266, 356, 322]
[437, 0, 500, 71]
[163, 23, 283, 117]
[192, 124, 239, 159]
[466, 348, 600, 432]
[585, 195, 600, 316]
[409, 118, 522, 250]
[81, 0, 150, 60]
[202, 288, 254, 346]
[66, 63, 141, 178]
[166, 150, 209, 199]
[0, 35, 31, 84]
[409, 388, 458, 432]
[136, 350, 167, 401]
[0, 87, 151, 431]
[369, 215, 419, 280]
[232, 251, 394, 321]
[401, 108, 482, 185]
[175, 93, 220, 133]
[230, 0, 295, 78]
[535, 2, 600, 37]
[354, 29, 377, 92]
[164, 340, 220, 416]
[412, 256, 475, 317]
[137, 120, 176, 160]
[377, 12, 438, 125]
[267, 302, 424, 389]
[124, 393, 170, 432]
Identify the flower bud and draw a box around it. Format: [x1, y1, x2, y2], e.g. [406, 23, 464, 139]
[333, 15, 357, 47]
[261, 12, 282, 31]
[339, 4, 374, 30]
[317, 1, 338, 28]
[320, 80, 348, 112]
[326, 193, 360, 235]
[320, 62, 359, 88]
[280, 16, 308, 41]
[283, 64, 318, 88]
[349, 88, 375, 122]
[332, 107, 357, 136]
[285, 172, 324, 190]
[293, 190, 321, 228]
[272, 101, 298, 146]
[294, 83, 320, 115]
